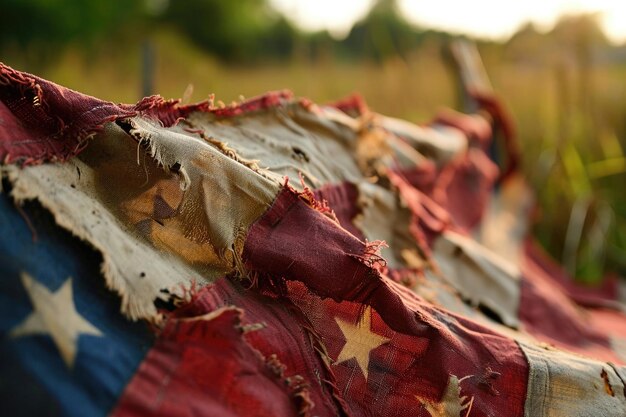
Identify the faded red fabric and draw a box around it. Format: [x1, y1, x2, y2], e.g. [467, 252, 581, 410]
[242, 185, 528, 417]
[393, 159, 438, 195]
[469, 90, 521, 182]
[524, 239, 619, 308]
[0, 63, 296, 165]
[432, 148, 499, 232]
[0, 63, 135, 165]
[385, 115, 499, 232]
[387, 170, 450, 251]
[327, 94, 369, 118]
[433, 109, 492, 148]
[518, 239, 626, 365]
[111, 306, 305, 417]
[0, 63, 204, 165]
[520, 243, 620, 363]
[287, 280, 528, 417]
[391, 150, 498, 234]
[242, 186, 390, 312]
[314, 182, 364, 240]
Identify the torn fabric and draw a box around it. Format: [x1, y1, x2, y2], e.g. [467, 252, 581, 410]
[1, 63, 626, 417]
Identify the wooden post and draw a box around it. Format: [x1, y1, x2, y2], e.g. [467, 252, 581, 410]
[141, 40, 155, 98]
[449, 39, 493, 113]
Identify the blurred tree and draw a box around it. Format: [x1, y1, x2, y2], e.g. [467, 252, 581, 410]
[551, 13, 608, 52]
[504, 23, 549, 65]
[0, 0, 147, 65]
[342, 0, 417, 62]
[162, 0, 299, 62]
[341, 0, 423, 62]
[0, 0, 300, 64]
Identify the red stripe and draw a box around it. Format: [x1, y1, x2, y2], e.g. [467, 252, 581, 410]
[242, 185, 528, 416]
[111, 304, 309, 417]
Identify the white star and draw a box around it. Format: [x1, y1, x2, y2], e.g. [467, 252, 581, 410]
[10, 272, 103, 368]
[416, 375, 474, 417]
[335, 305, 390, 380]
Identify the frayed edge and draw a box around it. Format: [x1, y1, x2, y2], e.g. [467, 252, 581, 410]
[210, 90, 294, 118]
[283, 175, 339, 224]
[181, 121, 262, 172]
[0, 63, 45, 109]
[175, 279, 202, 306]
[10, 193, 160, 322]
[2, 114, 130, 168]
[5, 165, 198, 323]
[98, 248, 166, 324]
[348, 240, 388, 272]
[132, 95, 210, 128]
[168, 301, 315, 417]
[295, 306, 355, 417]
[1, 63, 138, 167]
[266, 354, 314, 417]
[327, 93, 370, 118]
[119, 116, 273, 196]
[117, 119, 192, 192]
[232, 307, 315, 417]
[133, 90, 299, 124]
[231, 225, 256, 284]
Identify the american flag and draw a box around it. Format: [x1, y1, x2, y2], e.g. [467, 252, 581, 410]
[1, 62, 625, 416]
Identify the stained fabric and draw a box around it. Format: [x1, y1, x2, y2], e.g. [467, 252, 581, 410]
[1, 62, 626, 416]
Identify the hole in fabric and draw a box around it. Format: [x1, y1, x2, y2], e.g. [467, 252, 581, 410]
[153, 288, 178, 311]
[292, 147, 310, 163]
[169, 162, 181, 173]
[477, 303, 506, 326]
[601, 369, 615, 396]
[115, 119, 133, 134]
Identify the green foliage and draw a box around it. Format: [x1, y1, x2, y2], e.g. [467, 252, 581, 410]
[161, 0, 297, 62]
[0, 0, 147, 64]
[341, 0, 417, 61]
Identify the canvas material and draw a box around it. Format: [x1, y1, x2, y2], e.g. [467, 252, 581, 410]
[521, 342, 626, 417]
[473, 173, 534, 265]
[185, 102, 365, 189]
[378, 115, 468, 165]
[6, 119, 279, 321]
[433, 230, 521, 329]
[4, 128, 206, 321]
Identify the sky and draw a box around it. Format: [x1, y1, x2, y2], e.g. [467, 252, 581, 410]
[269, 0, 626, 42]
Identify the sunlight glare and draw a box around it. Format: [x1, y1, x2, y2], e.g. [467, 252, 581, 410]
[271, 0, 626, 43]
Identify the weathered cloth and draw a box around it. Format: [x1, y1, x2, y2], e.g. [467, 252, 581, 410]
[1, 63, 626, 417]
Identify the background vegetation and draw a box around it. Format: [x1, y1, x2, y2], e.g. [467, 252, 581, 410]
[2, 0, 625, 283]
